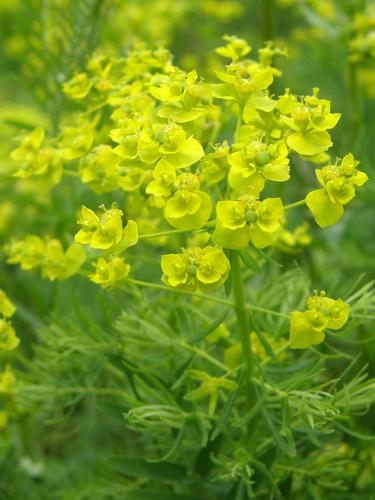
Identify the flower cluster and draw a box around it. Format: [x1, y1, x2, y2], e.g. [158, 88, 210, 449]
[290, 291, 349, 349]
[75, 204, 138, 252]
[3, 236, 86, 281]
[214, 197, 284, 249]
[5, 37, 368, 303]
[161, 246, 230, 291]
[10, 127, 62, 189]
[306, 153, 368, 227]
[0, 289, 18, 352]
[89, 257, 130, 289]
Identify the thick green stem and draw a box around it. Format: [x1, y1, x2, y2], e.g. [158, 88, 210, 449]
[261, 0, 273, 42]
[231, 251, 254, 410]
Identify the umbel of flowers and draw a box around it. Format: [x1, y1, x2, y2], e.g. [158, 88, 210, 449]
[4, 36, 368, 351]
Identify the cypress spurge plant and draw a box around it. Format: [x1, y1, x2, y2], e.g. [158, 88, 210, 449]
[2, 37, 375, 498]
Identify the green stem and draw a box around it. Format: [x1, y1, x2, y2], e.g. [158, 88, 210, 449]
[231, 251, 254, 408]
[261, 0, 273, 42]
[284, 199, 306, 210]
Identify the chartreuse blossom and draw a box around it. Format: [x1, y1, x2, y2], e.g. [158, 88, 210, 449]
[75, 204, 138, 252]
[42, 240, 86, 281]
[0, 290, 19, 351]
[201, 142, 231, 184]
[89, 257, 130, 289]
[228, 139, 290, 194]
[163, 173, 212, 230]
[79, 145, 120, 194]
[214, 196, 284, 249]
[275, 223, 311, 254]
[62, 72, 93, 100]
[111, 122, 204, 170]
[184, 369, 237, 417]
[161, 246, 230, 292]
[306, 153, 368, 228]
[282, 88, 341, 157]
[215, 35, 251, 62]
[4, 235, 45, 270]
[0, 289, 16, 319]
[10, 127, 62, 188]
[58, 120, 94, 160]
[224, 331, 286, 368]
[146, 159, 176, 198]
[149, 68, 212, 123]
[3, 236, 86, 281]
[290, 291, 349, 349]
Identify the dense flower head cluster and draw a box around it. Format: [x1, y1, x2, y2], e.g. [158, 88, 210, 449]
[5, 36, 367, 349]
[290, 290, 350, 349]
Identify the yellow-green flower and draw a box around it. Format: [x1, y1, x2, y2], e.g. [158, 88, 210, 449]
[58, 122, 94, 160]
[146, 159, 176, 197]
[75, 205, 124, 250]
[228, 140, 290, 194]
[63, 72, 93, 99]
[282, 88, 340, 156]
[0, 320, 19, 351]
[79, 145, 120, 194]
[290, 291, 349, 349]
[201, 142, 230, 184]
[215, 35, 251, 62]
[276, 223, 311, 254]
[306, 153, 368, 227]
[10, 127, 62, 187]
[161, 246, 230, 291]
[4, 235, 45, 270]
[0, 290, 15, 318]
[42, 241, 86, 281]
[164, 174, 212, 230]
[214, 197, 284, 249]
[89, 257, 130, 289]
[158, 125, 204, 168]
